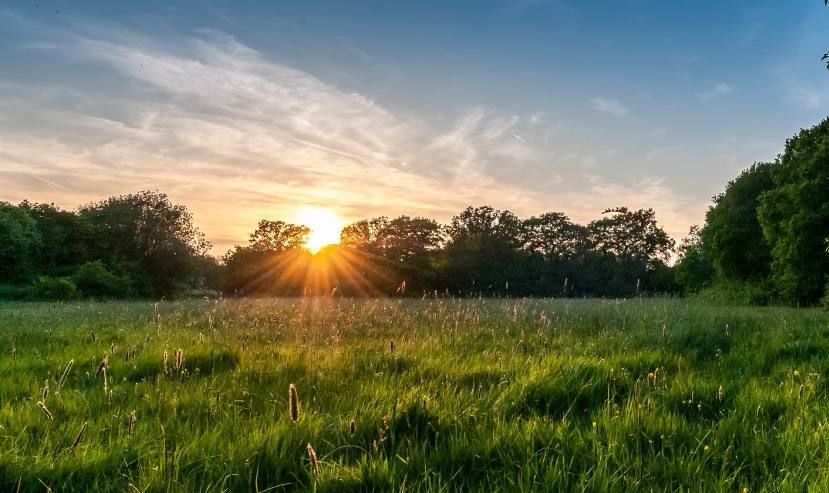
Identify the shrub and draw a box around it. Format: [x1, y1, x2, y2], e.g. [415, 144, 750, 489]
[26, 276, 78, 301]
[72, 261, 129, 298]
[694, 279, 774, 306]
[0, 284, 27, 301]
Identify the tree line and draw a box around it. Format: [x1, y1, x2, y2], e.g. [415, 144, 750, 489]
[674, 118, 829, 306]
[1, 118, 827, 304]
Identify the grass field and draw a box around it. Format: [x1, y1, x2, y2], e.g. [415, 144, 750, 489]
[1, 298, 829, 492]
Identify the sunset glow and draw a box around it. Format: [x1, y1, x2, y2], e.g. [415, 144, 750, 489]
[297, 207, 345, 253]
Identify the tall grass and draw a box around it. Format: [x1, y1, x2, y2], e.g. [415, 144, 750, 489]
[0, 298, 828, 491]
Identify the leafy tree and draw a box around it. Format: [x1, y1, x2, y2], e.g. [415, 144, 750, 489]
[0, 203, 40, 283]
[377, 216, 444, 263]
[702, 163, 775, 281]
[522, 212, 582, 261]
[340, 217, 390, 253]
[18, 201, 92, 276]
[221, 220, 310, 295]
[444, 206, 527, 295]
[79, 191, 210, 297]
[521, 212, 585, 296]
[337, 216, 443, 294]
[248, 220, 310, 253]
[586, 207, 675, 295]
[588, 208, 673, 265]
[758, 119, 829, 304]
[674, 226, 715, 293]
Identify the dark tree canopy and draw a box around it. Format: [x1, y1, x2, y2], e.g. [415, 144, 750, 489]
[588, 207, 674, 265]
[673, 226, 715, 294]
[702, 163, 775, 281]
[0, 202, 40, 283]
[78, 190, 210, 297]
[758, 120, 829, 304]
[248, 220, 310, 253]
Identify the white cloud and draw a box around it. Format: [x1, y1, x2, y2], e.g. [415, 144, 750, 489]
[0, 24, 699, 252]
[589, 97, 629, 117]
[697, 83, 733, 102]
[645, 145, 685, 162]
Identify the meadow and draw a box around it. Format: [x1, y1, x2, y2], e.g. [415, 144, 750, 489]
[1, 298, 829, 492]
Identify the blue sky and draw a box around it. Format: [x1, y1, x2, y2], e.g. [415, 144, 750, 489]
[1, 0, 828, 253]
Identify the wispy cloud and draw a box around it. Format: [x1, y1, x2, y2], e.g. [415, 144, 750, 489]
[0, 20, 698, 251]
[697, 83, 733, 102]
[589, 97, 629, 118]
[645, 145, 685, 162]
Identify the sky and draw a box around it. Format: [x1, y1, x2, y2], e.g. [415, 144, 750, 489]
[1, 0, 829, 254]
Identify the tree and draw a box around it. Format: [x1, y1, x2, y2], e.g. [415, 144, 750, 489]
[522, 212, 582, 261]
[377, 216, 443, 263]
[586, 207, 675, 295]
[221, 220, 310, 296]
[757, 119, 829, 304]
[340, 217, 390, 253]
[337, 216, 443, 294]
[79, 191, 210, 297]
[444, 206, 527, 295]
[248, 220, 309, 253]
[0, 203, 40, 283]
[673, 226, 715, 293]
[588, 208, 673, 265]
[18, 201, 92, 276]
[702, 163, 775, 282]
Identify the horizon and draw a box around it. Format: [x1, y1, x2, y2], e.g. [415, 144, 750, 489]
[2, 1, 829, 255]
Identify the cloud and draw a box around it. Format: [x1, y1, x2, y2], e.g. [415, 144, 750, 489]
[645, 145, 685, 162]
[697, 83, 733, 102]
[589, 97, 629, 117]
[0, 21, 699, 252]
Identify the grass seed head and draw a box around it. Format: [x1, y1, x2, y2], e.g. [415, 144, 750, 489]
[128, 410, 137, 437]
[289, 383, 300, 422]
[306, 443, 320, 476]
[68, 421, 87, 454]
[174, 348, 184, 372]
[37, 400, 53, 420]
[58, 359, 74, 391]
[95, 355, 109, 377]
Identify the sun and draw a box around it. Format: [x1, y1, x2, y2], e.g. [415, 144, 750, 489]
[297, 207, 344, 253]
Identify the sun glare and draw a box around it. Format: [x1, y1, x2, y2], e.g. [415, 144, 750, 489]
[297, 207, 344, 253]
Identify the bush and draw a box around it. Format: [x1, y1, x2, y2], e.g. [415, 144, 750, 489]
[26, 276, 78, 301]
[72, 261, 130, 298]
[694, 279, 774, 306]
[0, 284, 27, 301]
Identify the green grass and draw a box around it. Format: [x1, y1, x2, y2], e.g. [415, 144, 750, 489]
[1, 298, 828, 492]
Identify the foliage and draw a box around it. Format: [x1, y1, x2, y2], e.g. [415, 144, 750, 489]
[0, 202, 40, 283]
[78, 191, 211, 297]
[674, 226, 716, 293]
[1, 299, 828, 491]
[222, 220, 311, 295]
[25, 276, 79, 300]
[703, 162, 775, 282]
[18, 201, 92, 277]
[443, 206, 527, 295]
[757, 119, 829, 305]
[339, 215, 444, 293]
[248, 220, 310, 253]
[72, 261, 131, 298]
